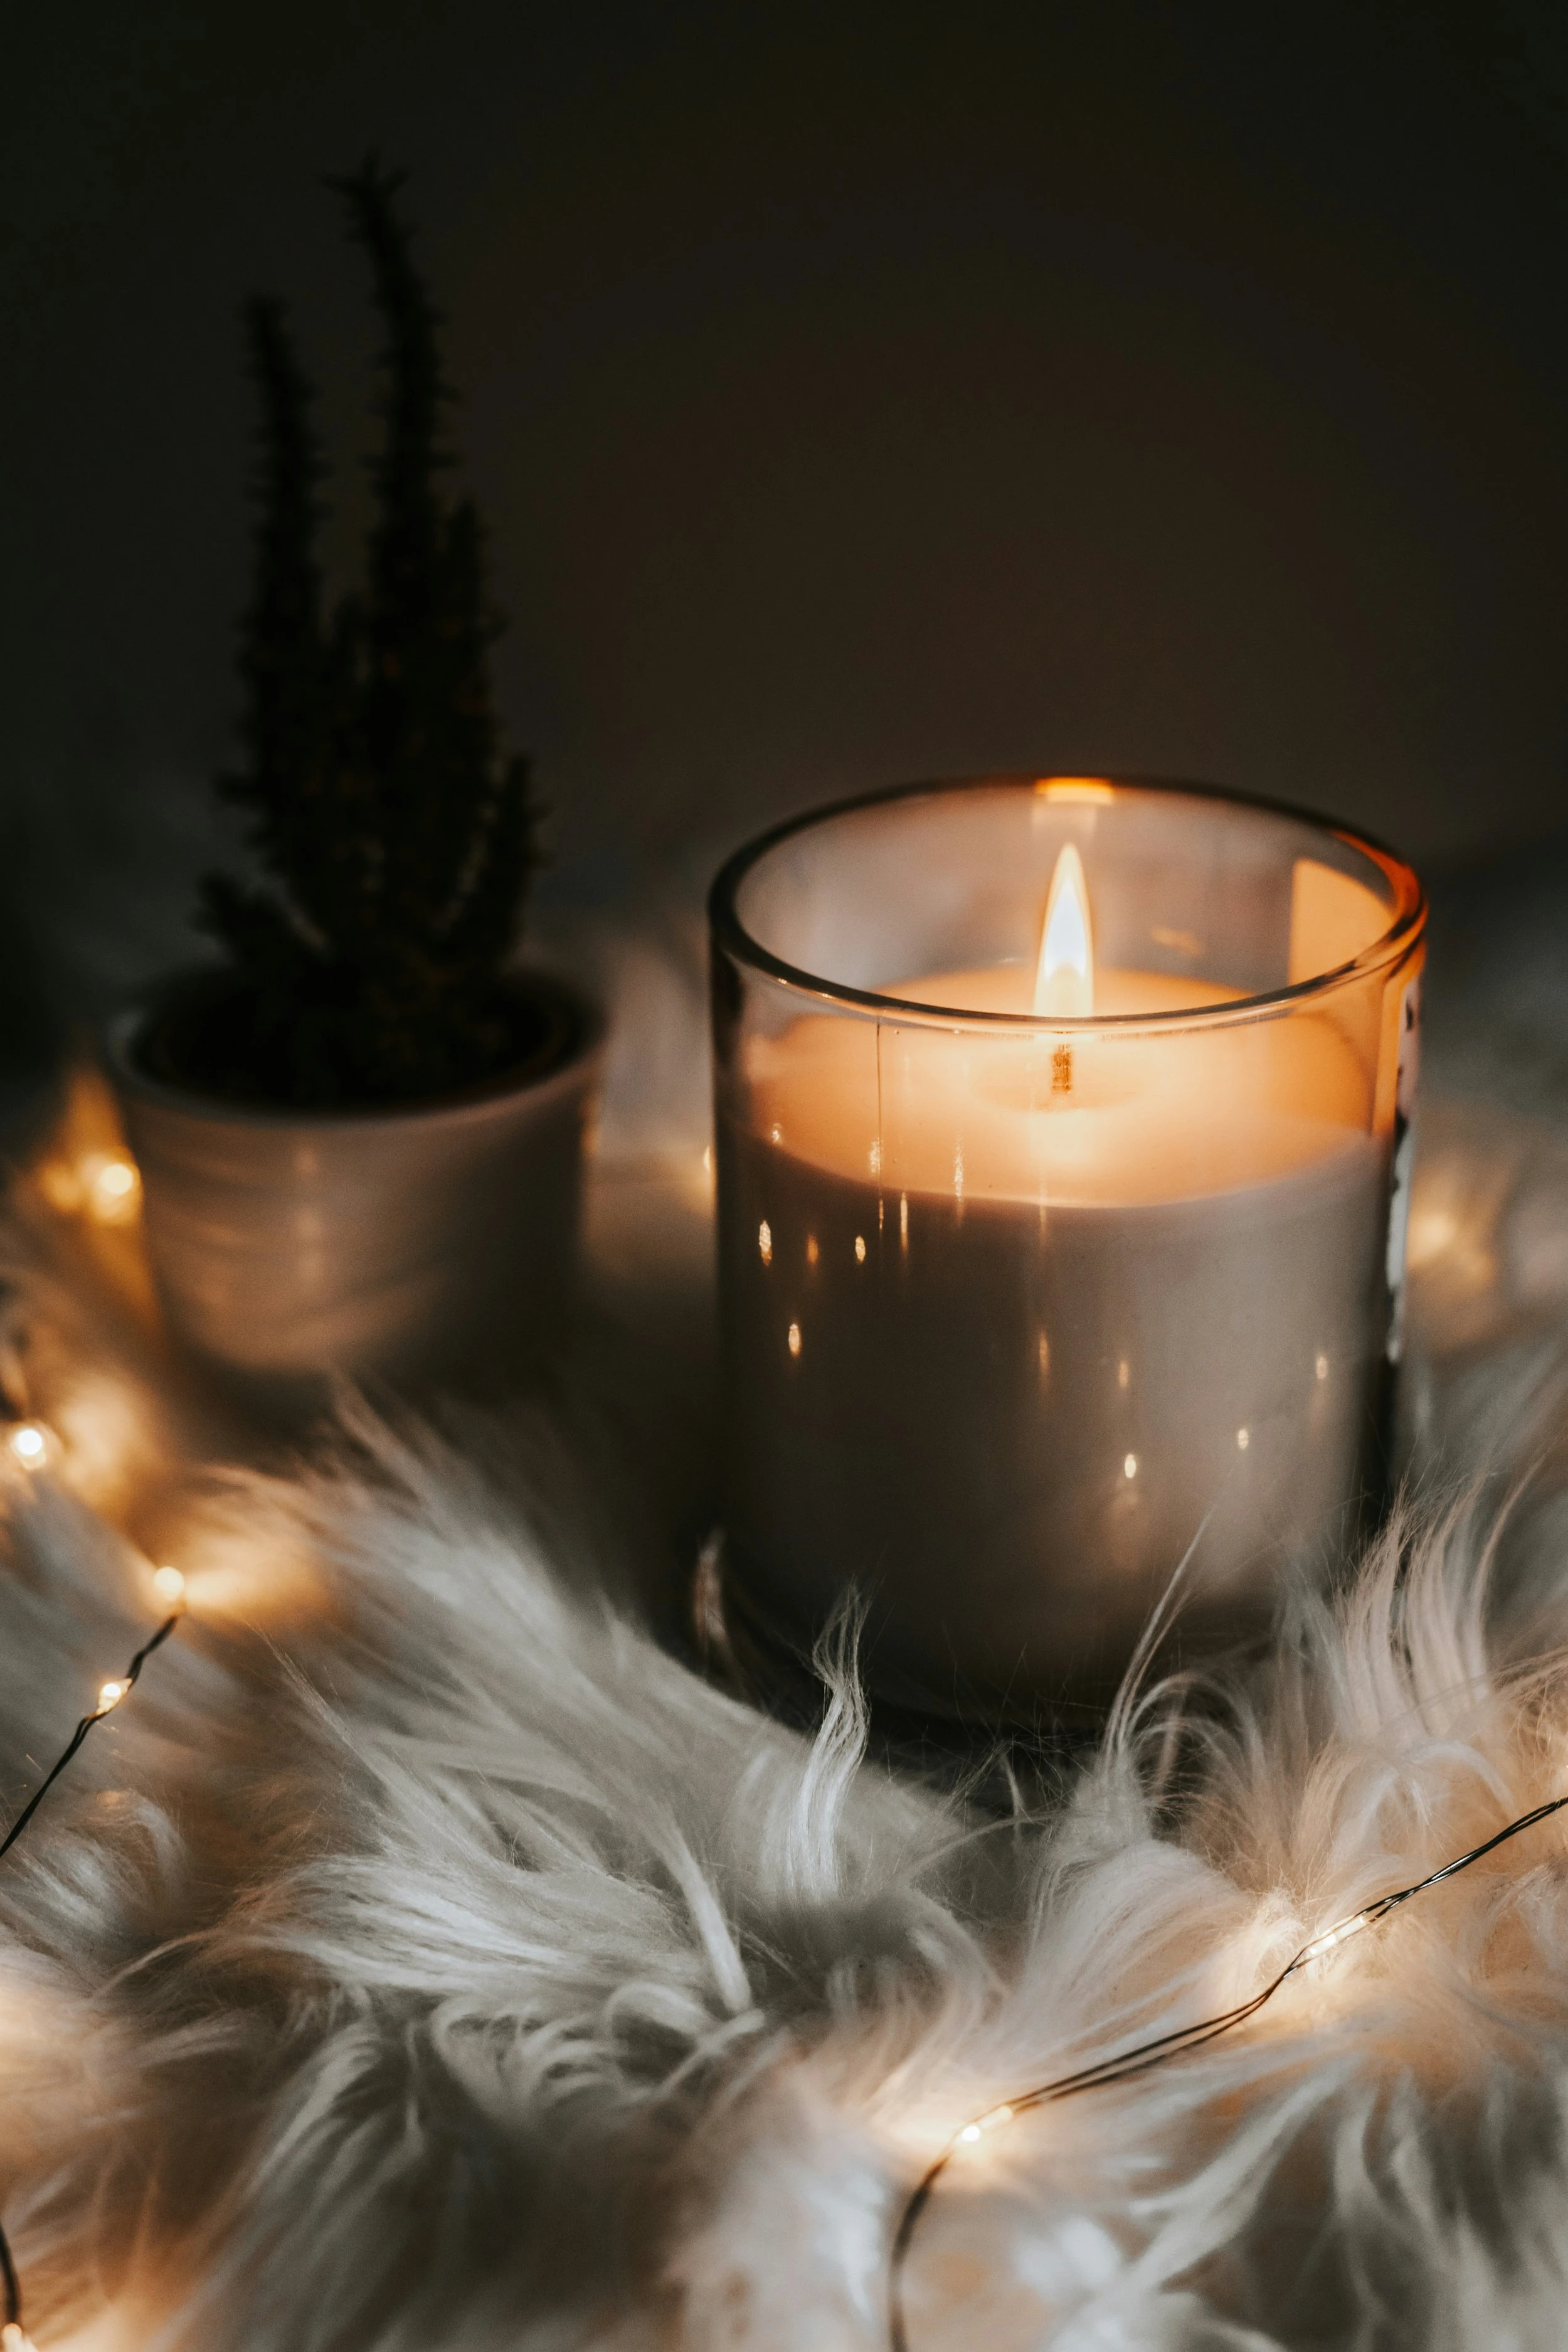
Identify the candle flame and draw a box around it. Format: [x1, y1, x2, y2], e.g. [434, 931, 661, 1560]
[1034, 844, 1094, 1017]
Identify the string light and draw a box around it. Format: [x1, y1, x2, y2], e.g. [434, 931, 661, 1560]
[0, 2205, 29, 2351]
[38, 1150, 141, 1230]
[887, 1792, 1568, 2352]
[0, 1597, 184, 2346]
[0, 1306, 1562, 2345]
[6, 1427, 51, 1474]
[85, 1154, 140, 1225]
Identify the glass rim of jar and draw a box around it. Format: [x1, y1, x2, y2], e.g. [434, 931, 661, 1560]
[709, 772, 1427, 1032]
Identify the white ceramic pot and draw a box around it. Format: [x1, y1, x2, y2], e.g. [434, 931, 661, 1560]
[105, 974, 603, 1406]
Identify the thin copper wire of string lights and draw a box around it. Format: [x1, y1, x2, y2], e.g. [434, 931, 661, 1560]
[0, 1602, 184, 2351]
[886, 1792, 1568, 2352]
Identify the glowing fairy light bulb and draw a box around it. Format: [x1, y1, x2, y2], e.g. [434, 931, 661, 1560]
[86, 1152, 141, 1225]
[1298, 1910, 1374, 1966]
[152, 1565, 186, 1607]
[1033, 843, 1094, 1018]
[38, 1149, 141, 1227]
[956, 2102, 1015, 2149]
[96, 1680, 127, 1715]
[8, 1424, 51, 1472]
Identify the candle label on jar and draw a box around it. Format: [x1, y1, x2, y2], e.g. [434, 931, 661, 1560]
[1384, 976, 1421, 1362]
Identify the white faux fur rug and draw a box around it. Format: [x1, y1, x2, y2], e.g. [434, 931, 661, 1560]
[8, 924, 1568, 2347]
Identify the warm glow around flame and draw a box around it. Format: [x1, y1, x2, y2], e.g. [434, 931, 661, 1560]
[1034, 844, 1094, 1017]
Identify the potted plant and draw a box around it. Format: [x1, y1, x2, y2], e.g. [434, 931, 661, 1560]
[105, 163, 601, 1403]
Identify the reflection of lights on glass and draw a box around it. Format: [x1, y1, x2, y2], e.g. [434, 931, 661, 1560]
[702, 1143, 712, 1176]
[869, 1139, 882, 1177]
[1117, 1358, 1129, 1390]
[854, 1235, 866, 1263]
[1406, 1203, 1458, 1270]
[787, 1322, 802, 1358]
[1152, 923, 1204, 956]
[1038, 1332, 1050, 1376]
[758, 1221, 772, 1266]
[806, 1234, 819, 1267]
[899, 1193, 909, 1250]
[953, 1149, 964, 1203]
[152, 1565, 186, 1607]
[1315, 1353, 1329, 1381]
[1036, 776, 1114, 805]
[97, 1680, 127, 1714]
[769, 1124, 782, 1146]
[1123, 1453, 1138, 1480]
[1236, 1427, 1250, 1451]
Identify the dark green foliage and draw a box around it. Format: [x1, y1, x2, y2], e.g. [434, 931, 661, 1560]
[197, 162, 541, 1107]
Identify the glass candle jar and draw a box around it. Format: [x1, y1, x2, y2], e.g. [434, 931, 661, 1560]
[709, 775, 1426, 1717]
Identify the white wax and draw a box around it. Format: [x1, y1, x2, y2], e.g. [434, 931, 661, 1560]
[746, 962, 1373, 1209]
[719, 962, 1391, 1711]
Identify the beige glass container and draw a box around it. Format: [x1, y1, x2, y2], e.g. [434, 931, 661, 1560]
[709, 775, 1426, 1716]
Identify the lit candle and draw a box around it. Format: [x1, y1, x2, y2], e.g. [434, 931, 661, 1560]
[709, 777, 1425, 1715]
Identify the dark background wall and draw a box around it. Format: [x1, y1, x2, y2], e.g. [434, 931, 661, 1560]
[6, 0, 1568, 1036]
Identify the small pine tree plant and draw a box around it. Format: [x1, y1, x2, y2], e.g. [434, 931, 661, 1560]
[171, 162, 544, 1109]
